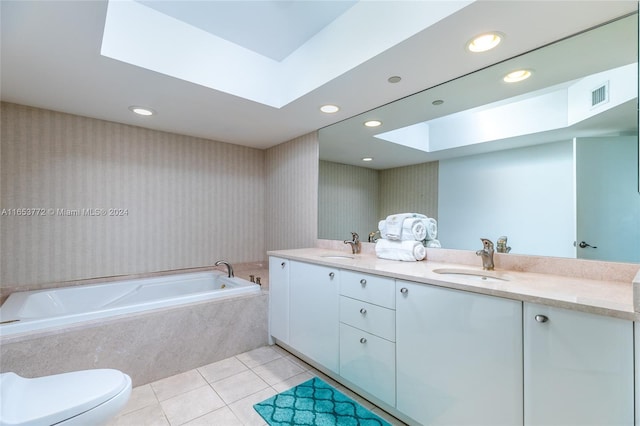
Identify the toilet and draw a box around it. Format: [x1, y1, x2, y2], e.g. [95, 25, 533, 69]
[0, 369, 132, 426]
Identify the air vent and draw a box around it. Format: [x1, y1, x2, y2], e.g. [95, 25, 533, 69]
[591, 82, 609, 108]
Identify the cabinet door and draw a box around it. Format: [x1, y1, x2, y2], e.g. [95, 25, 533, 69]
[524, 303, 634, 426]
[289, 261, 339, 372]
[268, 256, 290, 344]
[339, 323, 395, 406]
[636, 322, 639, 426]
[396, 280, 523, 426]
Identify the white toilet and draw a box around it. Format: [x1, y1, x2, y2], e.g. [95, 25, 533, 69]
[0, 369, 132, 426]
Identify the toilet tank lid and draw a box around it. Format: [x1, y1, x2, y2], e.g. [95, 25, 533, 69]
[0, 369, 131, 426]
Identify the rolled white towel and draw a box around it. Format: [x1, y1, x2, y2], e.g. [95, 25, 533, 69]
[425, 218, 438, 240]
[375, 239, 426, 261]
[379, 217, 429, 241]
[426, 239, 441, 248]
[382, 213, 427, 240]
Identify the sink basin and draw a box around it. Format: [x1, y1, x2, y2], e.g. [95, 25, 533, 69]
[432, 268, 510, 282]
[320, 255, 355, 260]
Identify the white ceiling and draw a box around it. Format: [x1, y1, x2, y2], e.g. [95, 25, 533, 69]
[1, 1, 637, 150]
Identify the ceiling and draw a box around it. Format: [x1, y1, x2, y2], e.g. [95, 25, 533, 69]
[1, 1, 637, 150]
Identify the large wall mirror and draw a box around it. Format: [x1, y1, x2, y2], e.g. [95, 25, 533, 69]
[319, 13, 639, 264]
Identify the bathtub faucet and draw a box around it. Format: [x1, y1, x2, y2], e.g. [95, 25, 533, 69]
[214, 260, 234, 278]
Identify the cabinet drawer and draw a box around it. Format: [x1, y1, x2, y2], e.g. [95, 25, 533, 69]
[340, 270, 395, 309]
[339, 323, 396, 407]
[340, 296, 395, 341]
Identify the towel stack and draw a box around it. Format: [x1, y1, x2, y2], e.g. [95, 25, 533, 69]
[375, 213, 439, 261]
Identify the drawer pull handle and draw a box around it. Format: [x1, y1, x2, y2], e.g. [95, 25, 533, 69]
[400, 287, 408, 294]
[360, 338, 367, 344]
[359, 308, 367, 315]
[535, 315, 549, 323]
[360, 279, 367, 286]
[329, 272, 335, 279]
[280, 262, 286, 268]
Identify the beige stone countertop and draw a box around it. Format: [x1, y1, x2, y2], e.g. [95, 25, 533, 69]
[268, 248, 638, 321]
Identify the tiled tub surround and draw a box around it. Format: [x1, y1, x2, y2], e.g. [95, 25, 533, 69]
[276, 247, 638, 320]
[0, 290, 268, 386]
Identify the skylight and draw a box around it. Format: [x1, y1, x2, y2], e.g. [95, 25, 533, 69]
[100, 0, 472, 108]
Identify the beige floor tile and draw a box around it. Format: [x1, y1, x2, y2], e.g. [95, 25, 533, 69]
[182, 406, 243, 426]
[236, 346, 282, 368]
[160, 385, 225, 426]
[228, 387, 276, 426]
[198, 356, 248, 384]
[151, 369, 208, 402]
[283, 354, 313, 371]
[108, 403, 169, 426]
[211, 370, 270, 404]
[118, 384, 158, 416]
[271, 371, 315, 393]
[252, 357, 305, 386]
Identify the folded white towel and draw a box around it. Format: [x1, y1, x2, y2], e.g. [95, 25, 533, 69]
[382, 213, 427, 240]
[426, 239, 441, 248]
[375, 239, 426, 261]
[425, 218, 438, 240]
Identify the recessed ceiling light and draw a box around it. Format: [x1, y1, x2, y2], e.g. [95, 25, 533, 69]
[388, 76, 402, 83]
[364, 120, 382, 127]
[432, 99, 444, 106]
[503, 69, 532, 83]
[129, 106, 155, 116]
[362, 157, 373, 162]
[467, 32, 503, 53]
[320, 104, 340, 113]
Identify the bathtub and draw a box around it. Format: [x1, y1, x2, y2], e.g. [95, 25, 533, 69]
[0, 271, 261, 336]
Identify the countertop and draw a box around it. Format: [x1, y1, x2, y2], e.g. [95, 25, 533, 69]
[268, 248, 638, 321]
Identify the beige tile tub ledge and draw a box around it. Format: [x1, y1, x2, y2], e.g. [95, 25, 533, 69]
[269, 246, 639, 321]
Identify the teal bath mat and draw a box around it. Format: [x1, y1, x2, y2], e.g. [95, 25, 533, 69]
[253, 377, 391, 426]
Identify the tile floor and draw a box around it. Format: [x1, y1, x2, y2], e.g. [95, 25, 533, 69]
[108, 345, 406, 426]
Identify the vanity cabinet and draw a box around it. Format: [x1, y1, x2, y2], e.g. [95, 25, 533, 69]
[524, 303, 634, 426]
[289, 261, 340, 373]
[268, 256, 289, 344]
[339, 271, 396, 406]
[636, 322, 639, 426]
[396, 280, 523, 426]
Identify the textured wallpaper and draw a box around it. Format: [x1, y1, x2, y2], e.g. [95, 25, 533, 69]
[1, 102, 267, 288]
[318, 160, 380, 240]
[379, 162, 439, 219]
[265, 132, 318, 251]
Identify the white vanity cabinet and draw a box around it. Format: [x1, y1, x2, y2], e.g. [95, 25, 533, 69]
[289, 261, 340, 373]
[339, 271, 396, 406]
[268, 256, 290, 344]
[636, 322, 639, 426]
[524, 303, 634, 426]
[396, 280, 523, 426]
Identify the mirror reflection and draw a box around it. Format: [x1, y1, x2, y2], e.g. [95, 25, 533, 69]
[318, 13, 639, 263]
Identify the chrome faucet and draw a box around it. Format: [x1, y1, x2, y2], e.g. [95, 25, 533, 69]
[475, 238, 495, 270]
[214, 260, 234, 278]
[368, 230, 381, 243]
[344, 232, 361, 254]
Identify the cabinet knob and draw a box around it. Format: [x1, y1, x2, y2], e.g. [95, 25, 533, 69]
[359, 308, 367, 315]
[360, 338, 367, 344]
[329, 272, 335, 279]
[280, 262, 286, 268]
[535, 315, 549, 323]
[400, 287, 408, 294]
[360, 279, 367, 286]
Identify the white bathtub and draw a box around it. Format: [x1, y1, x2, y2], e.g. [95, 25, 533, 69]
[0, 271, 261, 336]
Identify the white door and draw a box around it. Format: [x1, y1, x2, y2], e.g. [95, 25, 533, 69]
[289, 261, 340, 372]
[575, 136, 640, 262]
[268, 256, 289, 344]
[524, 303, 634, 426]
[396, 281, 523, 426]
